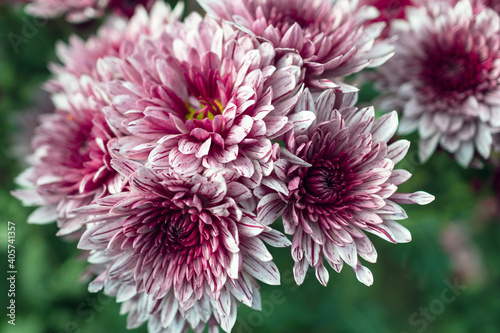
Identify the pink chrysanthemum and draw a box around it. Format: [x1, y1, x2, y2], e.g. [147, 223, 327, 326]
[76, 161, 290, 332]
[12, 78, 124, 235]
[25, 0, 155, 22]
[103, 13, 306, 187]
[256, 89, 434, 286]
[374, 0, 500, 167]
[197, 0, 394, 89]
[13, 2, 183, 235]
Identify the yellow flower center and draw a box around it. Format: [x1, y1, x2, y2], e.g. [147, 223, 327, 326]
[185, 98, 224, 121]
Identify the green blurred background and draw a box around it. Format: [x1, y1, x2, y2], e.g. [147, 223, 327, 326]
[1, 1, 500, 332]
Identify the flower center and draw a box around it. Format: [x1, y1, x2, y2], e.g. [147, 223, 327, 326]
[182, 65, 228, 121]
[419, 40, 492, 102]
[432, 56, 474, 91]
[303, 158, 355, 205]
[160, 211, 201, 252]
[185, 98, 224, 121]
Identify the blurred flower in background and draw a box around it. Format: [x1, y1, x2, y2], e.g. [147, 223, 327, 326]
[23, 0, 156, 23]
[373, 0, 500, 167]
[441, 223, 486, 285]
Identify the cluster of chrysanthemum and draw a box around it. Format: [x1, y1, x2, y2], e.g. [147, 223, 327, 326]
[14, 1, 436, 332]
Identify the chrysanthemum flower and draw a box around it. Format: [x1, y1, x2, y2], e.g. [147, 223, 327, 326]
[256, 89, 434, 286]
[197, 0, 394, 89]
[12, 77, 123, 235]
[13, 2, 183, 235]
[25, 0, 155, 22]
[374, 0, 500, 167]
[104, 13, 305, 187]
[76, 161, 290, 332]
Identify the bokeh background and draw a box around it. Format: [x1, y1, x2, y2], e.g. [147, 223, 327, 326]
[1, 1, 500, 332]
